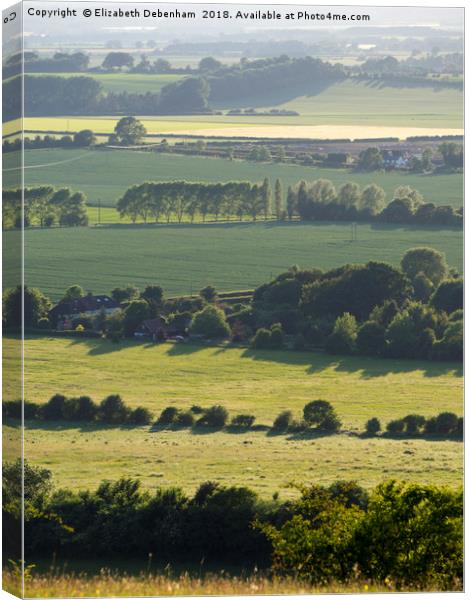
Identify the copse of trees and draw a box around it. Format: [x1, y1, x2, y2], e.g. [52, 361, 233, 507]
[288, 180, 461, 226]
[3, 186, 88, 229]
[251, 248, 461, 361]
[208, 55, 345, 102]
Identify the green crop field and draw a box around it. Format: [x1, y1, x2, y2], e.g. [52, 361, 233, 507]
[3, 148, 463, 208]
[3, 221, 462, 301]
[4, 336, 462, 496]
[27, 72, 185, 93]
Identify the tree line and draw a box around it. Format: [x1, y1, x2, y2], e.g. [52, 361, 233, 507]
[3, 187, 88, 229]
[117, 180, 272, 223]
[4, 460, 462, 589]
[115, 178, 461, 227]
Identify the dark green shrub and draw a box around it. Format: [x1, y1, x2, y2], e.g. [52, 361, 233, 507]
[231, 414, 256, 428]
[356, 321, 386, 356]
[190, 404, 204, 414]
[386, 419, 405, 434]
[37, 317, 51, 330]
[156, 406, 179, 425]
[42, 394, 67, 420]
[197, 405, 229, 428]
[129, 407, 153, 425]
[3, 400, 23, 419]
[303, 400, 341, 431]
[62, 397, 80, 420]
[365, 417, 381, 435]
[251, 328, 271, 349]
[457, 417, 463, 438]
[75, 396, 98, 421]
[424, 416, 437, 434]
[321, 413, 342, 432]
[270, 323, 284, 349]
[272, 410, 293, 431]
[24, 401, 40, 419]
[403, 414, 426, 434]
[293, 333, 306, 350]
[175, 411, 195, 427]
[435, 412, 459, 434]
[98, 394, 130, 424]
[287, 419, 308, 433]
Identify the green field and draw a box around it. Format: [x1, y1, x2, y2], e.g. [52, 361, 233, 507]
[17, 78, 463, 128]
[216, 79, 463, 128]
[27, 72, 185, 93]
[3, 221, 462, 300]
[3, 148, 463, 209]
[4, 336, 462, 495]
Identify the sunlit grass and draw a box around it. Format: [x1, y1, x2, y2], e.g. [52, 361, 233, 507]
[7, 569, 461, 597]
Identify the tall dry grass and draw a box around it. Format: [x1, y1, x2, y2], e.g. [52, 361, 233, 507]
[3, 569, 461, 598]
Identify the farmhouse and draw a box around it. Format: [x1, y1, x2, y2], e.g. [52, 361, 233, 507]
[135, 315, 192, 341]
[381, 149, 411, 169]
[49, 294, 120, 329]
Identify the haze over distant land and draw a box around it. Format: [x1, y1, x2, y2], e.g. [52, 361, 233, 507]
[20, 3, 463, 46]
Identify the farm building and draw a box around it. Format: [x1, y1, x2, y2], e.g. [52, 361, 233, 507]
[49, 294, 120, 329]
[381, 149, 411, 169]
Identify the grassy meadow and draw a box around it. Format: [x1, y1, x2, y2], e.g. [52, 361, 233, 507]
[4, 335, 463, 496]
[2, 148, 463, 209]
[2, 221, 462, 300]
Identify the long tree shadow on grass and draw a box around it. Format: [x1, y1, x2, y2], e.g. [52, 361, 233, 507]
[240, 347, 462, 379]
[22, 419, 147, 433]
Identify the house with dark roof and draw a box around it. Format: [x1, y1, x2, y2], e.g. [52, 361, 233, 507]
[49, 294, 120, 329]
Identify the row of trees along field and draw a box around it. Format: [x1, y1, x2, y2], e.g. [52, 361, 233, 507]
[3, 249, 462, 362]
[116, 179, 461, 226]
[3, 187, 88, 228]
[117, 180, 272, 223]
[3, 460, 463, 589]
